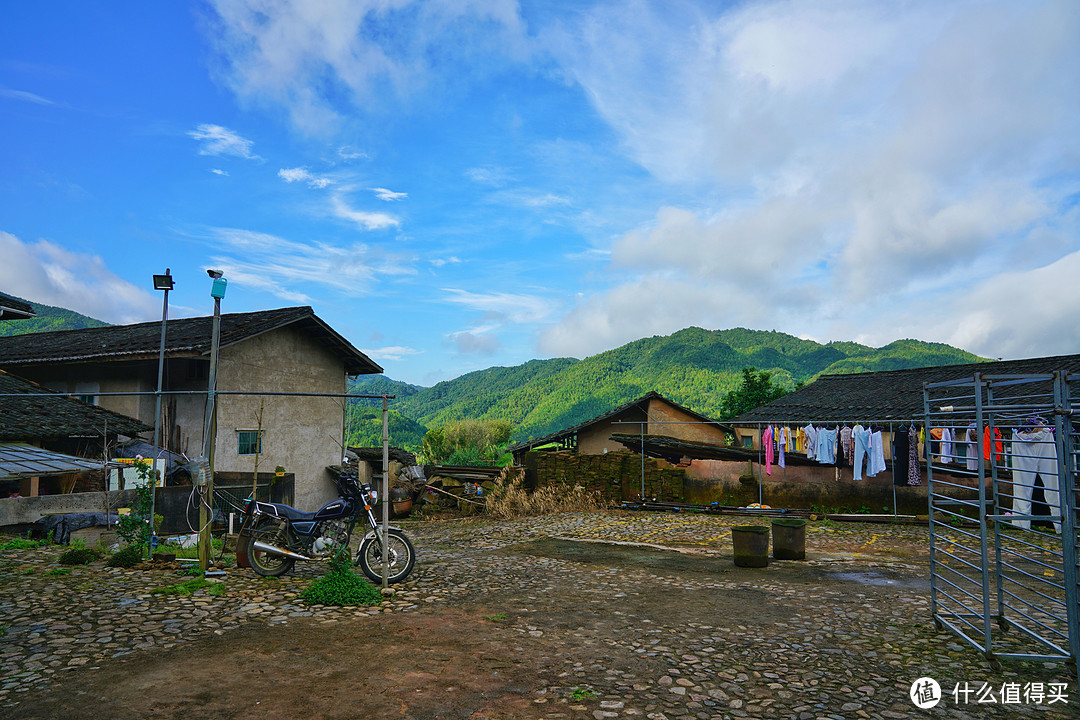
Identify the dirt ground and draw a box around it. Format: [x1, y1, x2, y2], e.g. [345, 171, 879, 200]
[5, 538, 937, 720]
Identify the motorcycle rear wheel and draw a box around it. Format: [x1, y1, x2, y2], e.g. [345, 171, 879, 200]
[357, 529, 415, 584]
[246, 518, 296, 577]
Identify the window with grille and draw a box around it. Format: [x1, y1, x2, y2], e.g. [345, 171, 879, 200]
[237, 429, 262, 455]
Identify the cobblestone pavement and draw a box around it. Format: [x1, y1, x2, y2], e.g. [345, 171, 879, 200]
[1, 510, 1077, 718]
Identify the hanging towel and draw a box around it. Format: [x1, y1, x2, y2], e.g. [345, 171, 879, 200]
[763, 426, 774, 476]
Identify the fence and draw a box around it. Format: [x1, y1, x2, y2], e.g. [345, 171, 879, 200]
[924, 372, 1079, 670]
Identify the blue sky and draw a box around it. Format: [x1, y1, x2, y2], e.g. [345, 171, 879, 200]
[2, 1, 1078, 386]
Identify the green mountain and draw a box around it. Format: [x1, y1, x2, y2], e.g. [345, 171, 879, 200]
[0, 297, 109, 336]
[347, 375, 426, 407]
[368, 327, 985, 445]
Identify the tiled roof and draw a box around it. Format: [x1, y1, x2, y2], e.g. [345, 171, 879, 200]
[732, 354, 1080, 424]
[0, 370, 149, 440]
[0, 305, 382, 376]
[0, 443, 115, 479]
[0, 292, 35, 319]
[509, 391, 730, 454]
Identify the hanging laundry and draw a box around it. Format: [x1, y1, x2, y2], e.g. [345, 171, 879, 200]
[816, 427, 838, 465]
[803, 424, 818, 460]
[840, 426, 853, 463]
[966, 423, 979, 471]
[893, 428, 911, 487]
[763, 426, 774, 476]
[852, 424, 870, 480]
[868, 430, 887, 477]
[777, 426, 786, 469]
[1010, 427, 1060, 532]
[940, 427, 953, 464]
[907, 425, 921, 486]
[983, 426, 1004, 464]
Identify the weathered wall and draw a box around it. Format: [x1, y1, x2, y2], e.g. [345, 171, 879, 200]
[528, 450, 992, 516]
[577, 408, 648, 455]
[647, 400, 728, 445]
[213, 325, 346, 511]
[528, 450, 685, 502]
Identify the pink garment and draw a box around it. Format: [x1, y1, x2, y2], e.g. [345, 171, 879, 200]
[763, 426, 774, 476]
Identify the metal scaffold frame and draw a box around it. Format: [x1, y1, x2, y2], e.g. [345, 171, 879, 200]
[924, 372, 1079, 670]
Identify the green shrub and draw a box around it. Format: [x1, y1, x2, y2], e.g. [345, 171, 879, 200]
[301, 552, 382, 607]
[106, 544, 145, 568]
[59, 541, 101, 566]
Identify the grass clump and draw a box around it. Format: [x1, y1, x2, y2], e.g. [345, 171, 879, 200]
[301, 552, 382, 607]
[0, 532, 49, 550]
[49, 567, 72, 576]
[106, 544, 145, 569]
[151, 578, 225, 597]
[485, 470, 606, 520]
[59, 540, 101, 566]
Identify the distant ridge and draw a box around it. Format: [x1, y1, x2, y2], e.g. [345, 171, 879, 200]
[349, 327, 987, 446]
[0, 296, 109, 336]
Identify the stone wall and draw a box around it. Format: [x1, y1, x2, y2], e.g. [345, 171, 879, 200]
[525, 450, 685, 503]
[524, 449, 995, 516]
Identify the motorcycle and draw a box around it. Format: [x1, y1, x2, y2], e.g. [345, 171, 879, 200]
[237, 472, 416, 583]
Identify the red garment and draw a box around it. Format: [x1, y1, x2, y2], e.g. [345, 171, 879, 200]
[982, 426, 1003, 462]
[763, 426, 774, 476]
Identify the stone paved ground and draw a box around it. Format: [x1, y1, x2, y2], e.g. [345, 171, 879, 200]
[1, 510, 1077, 718]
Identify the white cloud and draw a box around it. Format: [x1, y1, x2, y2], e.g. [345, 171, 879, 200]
[204, 0, 531, 133]
[465, 166, 510, 187]
[447, 330, 501, 356]
[338, 146, 369, 161]
[429, 256, 462, 268]
[442, 288, 553, 325]
[362, 345, 422, 362]
[371, 187, 407, 202]
[188, 124, 260, 159]
[207, 227, 416, 301]
[538, 0, 1080, 359]
[330, 194, 399, 231]
[0, 231, 159, 324]
[0, 86, 54, 105]
[211, 168, 229, 176]
[278, 167, 334, 188]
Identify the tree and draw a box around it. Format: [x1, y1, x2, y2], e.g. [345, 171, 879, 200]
[719, 367, 790, 419]
[421, 419, 514, 466]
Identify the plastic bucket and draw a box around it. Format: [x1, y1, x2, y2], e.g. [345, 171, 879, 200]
[731, 525, 770, 568]
[771, 518, 807, 560]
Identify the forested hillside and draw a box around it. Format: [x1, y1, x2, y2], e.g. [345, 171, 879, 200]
[350, 327, 986, 447]
[0, 298, 109, 336]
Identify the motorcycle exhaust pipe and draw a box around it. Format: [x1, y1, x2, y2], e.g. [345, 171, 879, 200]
[252, 540, 313, 561]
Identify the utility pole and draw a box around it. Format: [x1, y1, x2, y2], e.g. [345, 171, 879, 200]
[199, 271, 226, 571]
[148, 269, 173, 559]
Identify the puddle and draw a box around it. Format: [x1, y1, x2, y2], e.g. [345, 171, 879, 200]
[828, 571, 929, 589]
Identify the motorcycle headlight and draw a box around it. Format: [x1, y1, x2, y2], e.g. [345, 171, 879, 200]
[370, 490, 378, 503]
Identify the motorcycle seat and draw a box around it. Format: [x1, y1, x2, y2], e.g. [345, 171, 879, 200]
[255, 501, 318, 522]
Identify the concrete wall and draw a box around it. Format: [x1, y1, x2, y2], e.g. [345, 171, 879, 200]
[647, 400, 729, 445]
[578, 407, 648, 455]
[212, 325, 346, 511]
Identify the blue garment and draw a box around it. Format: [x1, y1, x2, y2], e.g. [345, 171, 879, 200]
[816, 427, 838, 464]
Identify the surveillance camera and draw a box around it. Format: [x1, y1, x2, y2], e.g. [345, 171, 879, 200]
[207, 269, 223, 279]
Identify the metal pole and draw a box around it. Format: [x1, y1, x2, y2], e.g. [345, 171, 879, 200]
[148, 269, 170, 560]
[199, 293, 223, 572]
[640, 420, 645, 500]
[381, 394, 390, 589]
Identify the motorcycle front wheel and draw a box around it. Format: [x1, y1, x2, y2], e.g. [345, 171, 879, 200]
[357, 529, 415, 584]
[246, 518, 296, 577]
